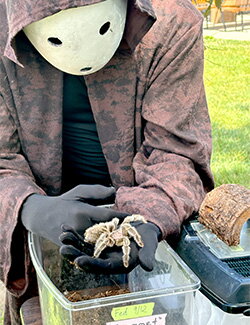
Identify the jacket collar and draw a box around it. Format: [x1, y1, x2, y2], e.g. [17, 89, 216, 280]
[122, 0, 156, 52]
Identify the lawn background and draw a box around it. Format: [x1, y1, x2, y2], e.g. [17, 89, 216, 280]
[0, 36, 249, 324]
[204, 36, 250, 188]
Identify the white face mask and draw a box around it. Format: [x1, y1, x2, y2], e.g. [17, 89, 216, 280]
[23, 0, 127, 75]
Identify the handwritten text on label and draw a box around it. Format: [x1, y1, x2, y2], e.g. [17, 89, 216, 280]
[107, 313, 167, 325]
[111, 303, 155, 320]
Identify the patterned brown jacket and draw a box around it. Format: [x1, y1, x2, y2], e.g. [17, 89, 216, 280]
[0, 0, 214, 323]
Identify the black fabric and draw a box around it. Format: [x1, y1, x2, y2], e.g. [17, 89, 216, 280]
[62, 74, 111, 190]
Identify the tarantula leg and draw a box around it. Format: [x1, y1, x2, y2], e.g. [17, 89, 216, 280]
[93, 233, 115, 258]
[123, 214, 147, 224]
[124, 225, 144, 247]
[122, 237, 131, 268]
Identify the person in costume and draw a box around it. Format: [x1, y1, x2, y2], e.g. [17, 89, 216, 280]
[0, 0, 213, 323]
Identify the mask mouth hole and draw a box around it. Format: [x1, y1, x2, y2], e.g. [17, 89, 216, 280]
[99, 22, 111, 35]
[80, 67, 92, 72]
[47, 37, 62, 46]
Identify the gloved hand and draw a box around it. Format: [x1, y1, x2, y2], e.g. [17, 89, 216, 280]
[20, 185, 128, 246]
[59, 221, 161, 273]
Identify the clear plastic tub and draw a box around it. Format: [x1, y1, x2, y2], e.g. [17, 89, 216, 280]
[28, 233, 200, 325]
[194, 291, 250, 325]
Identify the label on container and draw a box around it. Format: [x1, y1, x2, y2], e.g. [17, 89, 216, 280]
[111, 302, 155, 320]
[107, 313, 167, 325]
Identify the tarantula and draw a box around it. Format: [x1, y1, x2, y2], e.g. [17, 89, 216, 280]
[84, 215, 147, 267]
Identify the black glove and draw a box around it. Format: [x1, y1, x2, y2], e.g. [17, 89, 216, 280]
[20, 185, 128, 246]
[59, 221, 161, 273]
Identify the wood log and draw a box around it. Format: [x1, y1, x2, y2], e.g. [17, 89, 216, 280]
[198, 184, 250, 246]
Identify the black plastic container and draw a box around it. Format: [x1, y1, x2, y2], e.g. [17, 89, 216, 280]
[172, 219, 250, 316]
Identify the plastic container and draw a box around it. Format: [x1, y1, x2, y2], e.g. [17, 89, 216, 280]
[173, 219, 250, 325]
[28, 233, 200, 325]
[194, 291, 250, 325]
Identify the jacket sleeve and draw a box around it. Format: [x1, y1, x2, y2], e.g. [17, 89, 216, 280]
[116, 18, 214, 239]
[0, 67, 45, 296]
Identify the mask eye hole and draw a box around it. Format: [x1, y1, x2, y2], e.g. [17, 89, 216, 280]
[47, 37, 62, 46]
[99, 22, 110, 35]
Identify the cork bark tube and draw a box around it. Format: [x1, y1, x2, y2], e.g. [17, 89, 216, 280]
[198, 184, 250, 246]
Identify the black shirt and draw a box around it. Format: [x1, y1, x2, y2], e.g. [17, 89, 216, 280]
[62, 73, 111, 190]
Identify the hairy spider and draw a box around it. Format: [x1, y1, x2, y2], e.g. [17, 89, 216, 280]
[84, 215, 147, 267]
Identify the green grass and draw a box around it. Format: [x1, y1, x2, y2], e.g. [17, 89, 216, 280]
[204, 36, 250, 188]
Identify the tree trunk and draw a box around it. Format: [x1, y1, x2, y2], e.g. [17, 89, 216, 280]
[198, 184, 250, 246]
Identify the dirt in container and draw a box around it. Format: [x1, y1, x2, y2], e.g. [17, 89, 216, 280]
[63, 285, 131, 325]
[65, 285, 130, 302]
